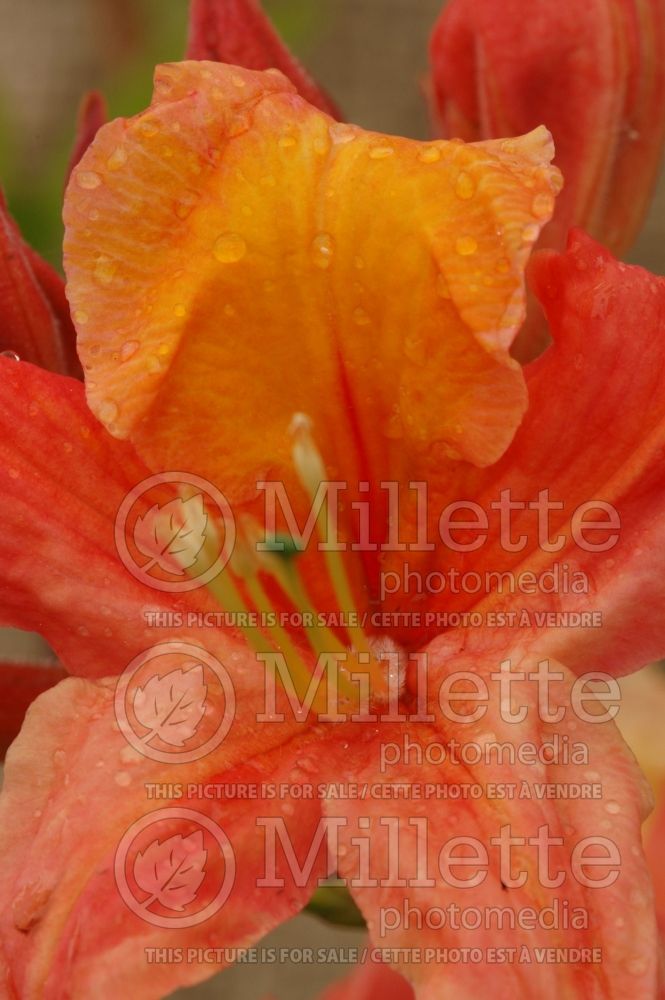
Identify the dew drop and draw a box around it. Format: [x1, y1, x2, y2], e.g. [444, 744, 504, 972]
[605, 800, 621, 815]
[106, 147, 127, 171]
[94, 255, 117, 286]
[311, 232, 334, 270]
[455, 171, 475, 200]
[120, 340, 139, 362]
[532, 192, 555, 218]
[369, 145, 395, 160]
[419, 145, 441, 164]
[99, 399, 119, 423]
[77, 171, 102, 190]
[8, 468, 18, 479]
[175, 200, 195, 220]
[213, 233, 247, 264]
[279, 135, 297, 149]
[232, 74, 246, 89]
[174, 304, 187, 318]
[329, 123, 355, 145]
[1, 350, 20, 361]
[139, 120, 159, 138]
[74, 310, 89, 325]
[523, 223, 540, 243]
[227, 113, 251, 138]
[456, 235, 478, 256]
[353, 307, 371, 326]
[115, 771, 132, 787]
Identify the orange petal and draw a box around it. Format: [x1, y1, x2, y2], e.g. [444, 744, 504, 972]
[64, 61, 559, 517]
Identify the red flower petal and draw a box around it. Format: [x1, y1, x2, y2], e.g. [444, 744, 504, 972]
[186, 0, 340, 118]
[0, 193, 78, 376]
[0, 357, 210, 677]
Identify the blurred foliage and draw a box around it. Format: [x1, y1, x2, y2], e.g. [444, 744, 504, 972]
[0, 0, 324, 267]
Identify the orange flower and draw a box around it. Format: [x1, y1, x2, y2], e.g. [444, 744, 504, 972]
[0, 61, 663, 1000]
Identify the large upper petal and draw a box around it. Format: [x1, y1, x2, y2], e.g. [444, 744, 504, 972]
[63, 61, 559, 512]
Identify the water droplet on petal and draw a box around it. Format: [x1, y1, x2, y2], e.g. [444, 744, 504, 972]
[353, 307, 371, 326]
[94, 255, 117, 286]
[532, 192, 555, 218]
[174, 304, 187, 318]
[227, 113, 251, 138]
[419, 145, 441, 164]
[74, 310, 89, 325]
[522, 223, 540, 243]
[311, 232, 334, 270]
[1, 350, 20, 361]
[77, 171, 102, 190]
[115, 771, 132, 787]
[456, 236, 478, 256]
[213, 233, 247, 263]
[107, 147, 127, 171]
[329, 123, 355, 145]
[99, 399, 119, 423]
[605, 800, 621, 815]
[232, 74, 246, 89]
[279, 135, 297, 149]
[369, 145, 395, 160]
[120, 340, 140, 362]
[455, 172, 475, 200]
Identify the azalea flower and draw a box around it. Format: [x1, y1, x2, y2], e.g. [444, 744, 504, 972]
[0, 52, 663, 1000]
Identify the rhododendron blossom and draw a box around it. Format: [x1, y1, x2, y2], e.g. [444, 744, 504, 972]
[0, 3, 664, 1000]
